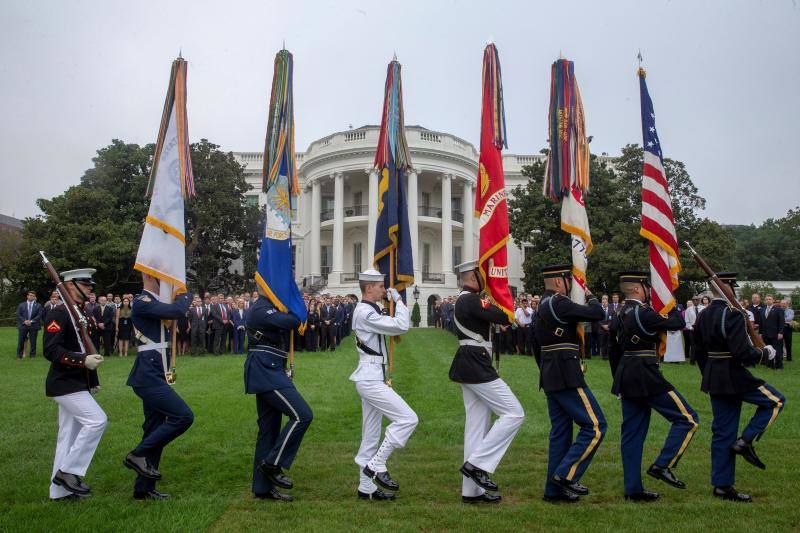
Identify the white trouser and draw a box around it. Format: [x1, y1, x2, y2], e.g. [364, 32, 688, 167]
[461, 379, 525, 496]
[49, 391, 107, 499]
[354, 380, 418, 491]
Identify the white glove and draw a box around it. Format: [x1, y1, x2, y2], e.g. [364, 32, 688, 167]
[764, 346, 776, 361]
[84, 354, 104, 370]
[386, 288, 402, 302]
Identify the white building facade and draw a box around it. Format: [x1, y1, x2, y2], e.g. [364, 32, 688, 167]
[234, 125, 544, 321]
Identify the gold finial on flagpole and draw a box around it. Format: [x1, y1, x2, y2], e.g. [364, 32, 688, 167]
[392, 51, 398, 62]
[637, 50, 646, 77]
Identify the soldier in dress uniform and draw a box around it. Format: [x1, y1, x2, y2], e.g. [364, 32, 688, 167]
[351, 269, 418, 501]
[693, 272, 784, 502]
[533, 265, 607, 504]
[245, 287, 313, 502]
[450, 260, 524, 504]
[122, 272, 193, 500]
[44, 268, 107, 500]
[608, 271, 699, 501]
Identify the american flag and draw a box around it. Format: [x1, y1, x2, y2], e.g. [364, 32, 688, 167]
[638, 68, 680, 314]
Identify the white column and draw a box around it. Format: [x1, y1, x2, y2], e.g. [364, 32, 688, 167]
[332, 172, 344, 282]
[441, 173, 453, 275]
[310, 179, 321, 277]
[462, 181, 474, 262]
[367, 168, 378, 266]
[407, 168, 420, 282]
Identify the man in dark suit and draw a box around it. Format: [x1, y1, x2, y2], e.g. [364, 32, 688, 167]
[203, 294, 213, 352]
[43, 291, 61, 315]
[93, 296, 116, 356]
[209, 296, 228, 355]
[17, 291, 43, 359]
[334, 297, 347, 347]
[598, 295, 612, 359]
[760, 295, 785, 370]
[189, 296, 208, 356]
[319, 296, 335, 351]
[747, 293, 765, 332]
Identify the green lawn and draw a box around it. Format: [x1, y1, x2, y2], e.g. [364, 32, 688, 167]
[1, 327, 798, 532]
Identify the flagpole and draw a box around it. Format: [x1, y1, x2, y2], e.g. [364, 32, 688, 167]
[289, 331, 295, 379]
[388, 247, 395, 376]
[169, 319, 178, 383]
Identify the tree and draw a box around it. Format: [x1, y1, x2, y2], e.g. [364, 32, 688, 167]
[508, 144, 733, 302]
[728, 205, 800, 281]
[739, 281, 779, 303]
[11, 139, 260, 299]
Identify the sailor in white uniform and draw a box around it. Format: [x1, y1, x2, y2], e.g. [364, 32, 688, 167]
[350, 269, 418, 501]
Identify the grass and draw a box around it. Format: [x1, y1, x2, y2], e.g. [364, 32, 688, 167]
[1, 327, 798, 532]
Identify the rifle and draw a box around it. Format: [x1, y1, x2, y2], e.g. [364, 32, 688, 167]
[39, 251, 99, 355]
[684, 241, 765, 349]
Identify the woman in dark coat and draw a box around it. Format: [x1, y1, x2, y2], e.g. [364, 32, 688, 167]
[305, 299, 320, 352]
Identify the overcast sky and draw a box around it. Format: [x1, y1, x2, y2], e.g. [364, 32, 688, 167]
[1, 0, 798, 225]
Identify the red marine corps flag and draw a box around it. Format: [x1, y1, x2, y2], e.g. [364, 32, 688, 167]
[475, 43, 514, 322]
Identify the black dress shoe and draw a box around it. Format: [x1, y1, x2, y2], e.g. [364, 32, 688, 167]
[254, 488, 294, 502]
[647, 464, 686, 489]
[52, 470, 91, 495]
[459, 462, 498, 492]
[713, 486, 752, 503]
[358, 489, 396, 501]
[123, 453, 162, 480]
[257, 462, 294, 489]
[543, 492, 580, 504]
[462, 492, 502, 504]
[624, 490, 660, 502]
[731, 438, 766, 470]
[363, 466, 399, 492]
[551, 475, 589, 496]
[134, 489, 170, 501]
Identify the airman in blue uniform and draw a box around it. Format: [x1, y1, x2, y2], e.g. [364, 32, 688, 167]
[122, 272, 193, 500]
[245, 293, 313, 502]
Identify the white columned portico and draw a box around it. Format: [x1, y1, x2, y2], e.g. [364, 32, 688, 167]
[310, 179, 321, 277]
[407, 167, 420, 281]
[462, 181, 474, 263]
[441, 173, 453, 281]
[367, 168, 378, 265]
[331, 172, 344, 282]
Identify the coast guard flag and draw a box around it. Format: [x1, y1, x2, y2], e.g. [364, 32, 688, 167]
[134, 57, 193, 303]
[373, 60, 414, 297]
[638, 67, 680, 315]
[255, 50, 307, 325]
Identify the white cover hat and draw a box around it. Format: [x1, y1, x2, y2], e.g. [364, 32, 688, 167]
[358, 268, 386, 282]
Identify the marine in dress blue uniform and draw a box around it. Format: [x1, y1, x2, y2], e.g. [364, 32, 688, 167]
[122, 275, 193, 500]
[533, 265, 607, 504]
[608, 271, 699, 501]
[245, 295, 312, 502]
[693, 273, 784, 502]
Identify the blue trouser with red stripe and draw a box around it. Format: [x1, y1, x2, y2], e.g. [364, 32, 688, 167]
[710, 383, 785, 487]
[544, 387, 607, 497]
[620, 390, 699, 495]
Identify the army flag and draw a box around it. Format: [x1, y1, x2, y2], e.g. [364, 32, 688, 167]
[638, 67, 680, 315]
[544, 58, 592, 305]
[255, 49, 307, 326]
[373, 59, 414, 298]
[475, 43, 514, 322]
[134, 57, 194, 303]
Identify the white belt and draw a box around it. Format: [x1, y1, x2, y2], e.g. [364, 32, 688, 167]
[359, 354, 385, 365]
[138, 342, 169, 352]
[459, 339, 493, 351]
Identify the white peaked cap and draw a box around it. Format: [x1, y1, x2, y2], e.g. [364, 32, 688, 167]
[60, 268, 97, 283]
[456, 260, 479, 274]
[358, 269, 386, 282]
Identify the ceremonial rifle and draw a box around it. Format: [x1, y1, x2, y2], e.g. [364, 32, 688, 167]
[684, 241, 765, 348]
[39, 251, 99, 355]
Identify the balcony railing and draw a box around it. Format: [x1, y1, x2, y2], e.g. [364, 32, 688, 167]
[452, 211, 464, 223]
[320, 209, 334, 222]
[418, 205, 442, 218]
[341, 272, 359, 282]
[422, 271, 445, 283]
[344, 205, 367, 217]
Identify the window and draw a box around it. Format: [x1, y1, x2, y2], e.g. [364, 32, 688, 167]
[523, 245, 535, 264]
[452, 197, 461, 213]
[421, 192, 431, 217]
[453, 246, 462, 268]
[321, 245, 332, 277]
[353, 242, 362, 275]
[422, 243, 431, 275]
[421, 192, 430, 208]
